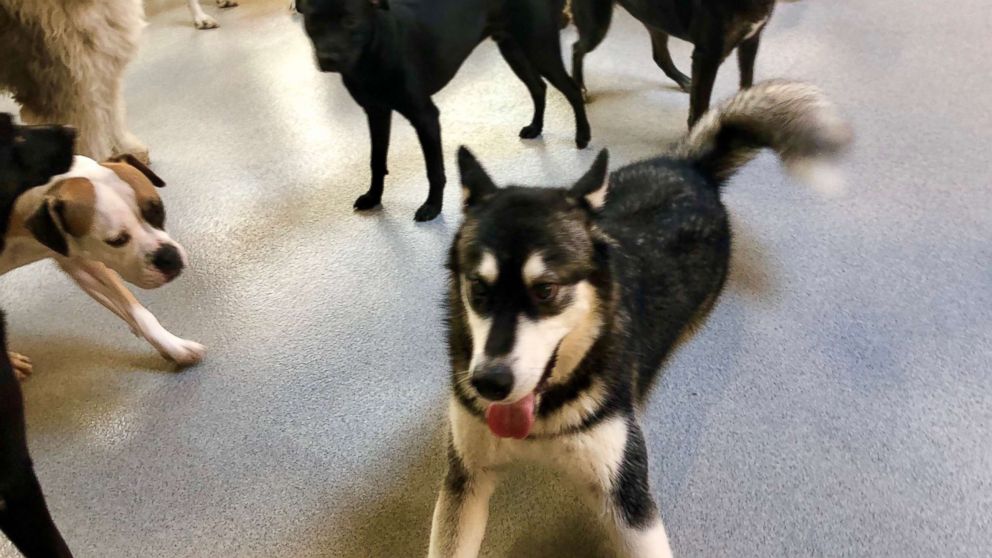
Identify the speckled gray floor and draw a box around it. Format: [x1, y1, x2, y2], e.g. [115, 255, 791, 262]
[2, 0, 991, 556]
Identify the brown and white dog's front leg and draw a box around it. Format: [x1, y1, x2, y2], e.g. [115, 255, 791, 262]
[58, 259, 204, 366]
[561, 415, 674, 558]
[429, 403, 499, 558]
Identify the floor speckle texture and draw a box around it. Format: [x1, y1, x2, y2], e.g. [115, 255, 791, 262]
[2, 0, 991, 556]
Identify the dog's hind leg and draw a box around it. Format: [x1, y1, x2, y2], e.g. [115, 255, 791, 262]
[557, 416, 673, 558]
[496, 40, 547, 140]
[58, 260, 204, 366]
[0, 463, 74, 558]
[648, 28, 691, 92]
[569, 0, 613, 101]
[531, 52, 591, 149]
[687, 43, 723, 128]
[109, 81, 149, 164]
[354, 107, 392, 211]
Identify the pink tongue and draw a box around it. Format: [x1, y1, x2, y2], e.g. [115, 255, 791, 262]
[485, 393, 536, 439]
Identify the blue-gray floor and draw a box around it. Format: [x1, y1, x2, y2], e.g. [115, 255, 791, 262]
[2, 0, 990, 556]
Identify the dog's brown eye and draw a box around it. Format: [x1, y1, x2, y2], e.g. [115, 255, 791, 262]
[532, 283, 559, 302]
[105, 231, 131, 247]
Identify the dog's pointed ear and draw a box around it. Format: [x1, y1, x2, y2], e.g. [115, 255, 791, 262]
[569, 149, 610, 210]
[107, 154, 165, 188]
[25, 198, 69, 256]
[459, 146, 497, 210]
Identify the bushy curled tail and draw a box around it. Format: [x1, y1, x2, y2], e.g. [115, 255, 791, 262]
[677, 80, 853, 195]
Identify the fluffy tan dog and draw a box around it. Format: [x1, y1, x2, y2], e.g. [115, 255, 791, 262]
[0, 0, 150, 163]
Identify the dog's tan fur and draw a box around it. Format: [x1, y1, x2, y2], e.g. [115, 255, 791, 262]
[0, 0, 149, 163]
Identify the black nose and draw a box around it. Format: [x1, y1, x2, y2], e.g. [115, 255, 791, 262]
[152, 244, 183, 279]
[471, 363, 514, 402]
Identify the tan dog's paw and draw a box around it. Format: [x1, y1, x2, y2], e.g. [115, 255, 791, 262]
[194, 14, 219, 29]
[160, 339, 206, 367]
[217, 0, 238, 7]
[8, 352, 33, 380]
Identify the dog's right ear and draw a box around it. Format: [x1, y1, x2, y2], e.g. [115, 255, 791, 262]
[569, 149, 610, 210]
[458, 146, 497, 210]
[25, 198, 69, 256]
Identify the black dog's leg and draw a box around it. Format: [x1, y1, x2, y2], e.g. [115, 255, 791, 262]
[648, 28, 691, 93]
[496, 40, 547, 140]
[569, 0, 613, 100]
[524, 42, 591, 149]
[687, 43, 723, 127]
[0, 463, 73, 558]
[403, 102, 445, 222]
[737, 31, 763, 89]
[354, 107, 393, 211]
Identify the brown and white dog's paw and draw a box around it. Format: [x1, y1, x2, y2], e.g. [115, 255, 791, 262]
[8, 352, 33, 380]
[158, 338, 206, 367]
[194, 14, 219, 29]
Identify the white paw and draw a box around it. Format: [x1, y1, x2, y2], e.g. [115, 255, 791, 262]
[194, 15, 219, 29]
[114, 134, 150, 164]
[8, 352, 33, 381]
[289, 0, 298, 12]
[217, 0, 238, 7]
[161, 339, 206, 367]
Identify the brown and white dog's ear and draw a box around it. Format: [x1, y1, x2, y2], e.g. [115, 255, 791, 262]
[25, 199, 69, 256]
[24, 177, 97, 256]
[102, 159, 166, 229]
[569, 149, 610, 210]
[107, 154, 165, 188]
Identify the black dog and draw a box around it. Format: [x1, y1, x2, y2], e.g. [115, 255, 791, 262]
[298, 0, 591, 221]
[0, 113, 76, 558]
[569, 0, 775, 126]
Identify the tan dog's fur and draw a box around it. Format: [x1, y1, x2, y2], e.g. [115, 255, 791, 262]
[0, 0, 149, 163]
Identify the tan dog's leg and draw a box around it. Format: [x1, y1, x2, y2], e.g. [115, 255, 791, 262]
[109, 83, 150, 164]
[8, 352, 33, 380]
[188, 0, 219, 29]
[58, 260, 204, 366]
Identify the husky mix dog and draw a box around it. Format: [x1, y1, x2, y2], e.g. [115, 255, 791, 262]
[430, 80, 851, 557]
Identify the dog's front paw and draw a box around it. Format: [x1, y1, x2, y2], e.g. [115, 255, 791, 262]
[160, 339, 206, 367]
[414, 202, 442, 222]
[675, 75, 691, 93]
[354, 192, 383, 211]
[217, 0, 238, 7]
[8, 352, 33, 380]
[519, 124, 542, 140]
[575, 129, 591, 150]
[194, 15, 219, 29]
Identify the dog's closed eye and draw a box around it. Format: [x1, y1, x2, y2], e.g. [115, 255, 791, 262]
[105, 231, 131, 247]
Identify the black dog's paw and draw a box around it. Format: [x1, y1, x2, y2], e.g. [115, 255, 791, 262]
[354, 192, 382, 211]
[675, 75, 691, 93]
[519, 125, 542, 140]
[575, 129, 591, 150]
[414, 202, 442, 222]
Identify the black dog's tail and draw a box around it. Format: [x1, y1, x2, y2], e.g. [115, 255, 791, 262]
[677, 80, 853, 194]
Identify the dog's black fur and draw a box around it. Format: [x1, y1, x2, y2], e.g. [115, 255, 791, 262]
[569, 0, 775, 126]
[433, 82, 851, 555]
[0, 113, 75, 558]
[298, 0, 591, 221]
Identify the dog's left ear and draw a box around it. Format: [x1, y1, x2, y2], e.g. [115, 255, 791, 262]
[107, 154, 165, 188]
[569, 149, 610, 210]
[25, 199, 69, 256]
[458, 146, 497, 210]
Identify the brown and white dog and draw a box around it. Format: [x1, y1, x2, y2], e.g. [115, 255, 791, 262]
[1, 155, 204, 378]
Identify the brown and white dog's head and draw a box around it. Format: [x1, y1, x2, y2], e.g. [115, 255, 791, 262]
[24, 155, 187, 289]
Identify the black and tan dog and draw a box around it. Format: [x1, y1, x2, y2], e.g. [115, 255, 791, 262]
[569, 0, 775, 127]
[0, 113, 75, 557]
[430, 81, 851, 557]
[298, 0, 591, 221]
